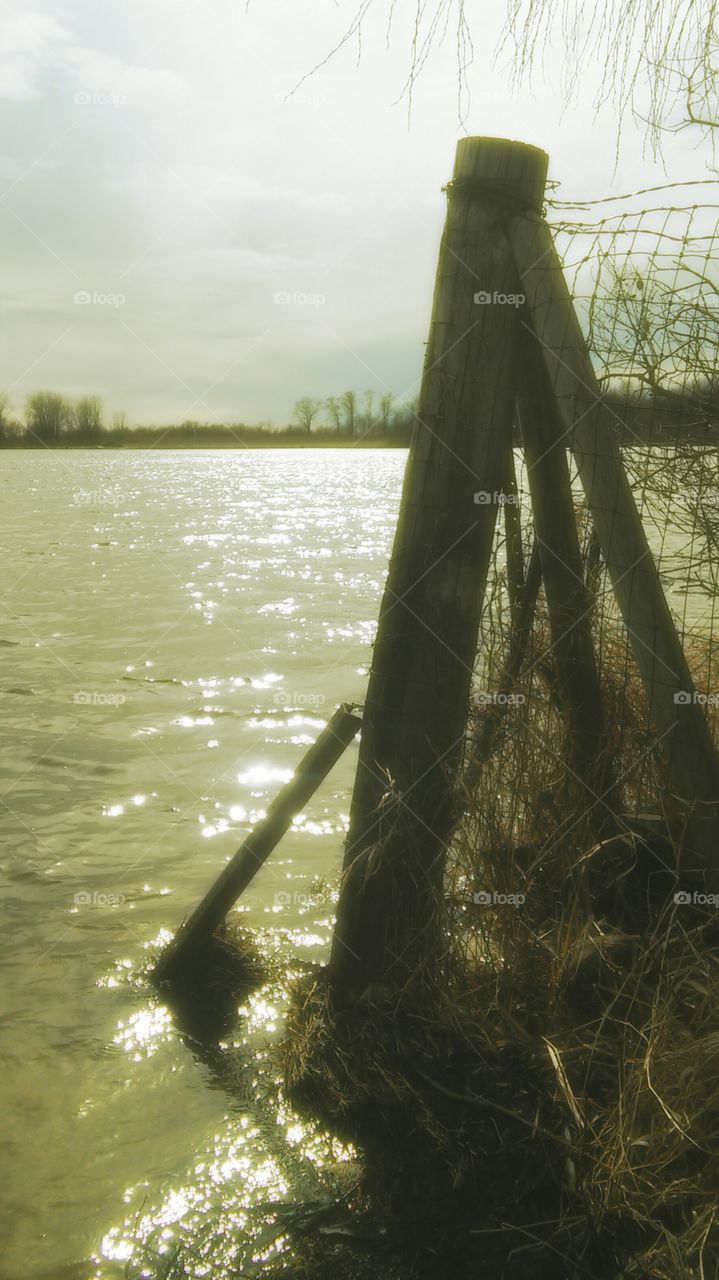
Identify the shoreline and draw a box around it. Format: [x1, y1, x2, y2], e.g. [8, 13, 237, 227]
[3, 435, 715, 451]
[1, 435, 411, 451]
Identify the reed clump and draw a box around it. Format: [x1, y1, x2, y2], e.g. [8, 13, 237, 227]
[152, 921, 269, 1043]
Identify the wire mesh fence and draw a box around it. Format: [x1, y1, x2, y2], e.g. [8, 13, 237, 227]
[556, 179, 719, 746]
[449, 173, 719, 1026]
[460, 179, 719, 856]
[435, 182, 719, 1279]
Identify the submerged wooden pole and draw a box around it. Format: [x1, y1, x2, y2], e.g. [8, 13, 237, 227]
[509, 213, 719, 869]
[154, 704, 362, 985]
[329, 138, 549, 998]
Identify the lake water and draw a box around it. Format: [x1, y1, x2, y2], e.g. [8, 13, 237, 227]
[0, 449, 405, 1280]
[0, 447, 714, 1280]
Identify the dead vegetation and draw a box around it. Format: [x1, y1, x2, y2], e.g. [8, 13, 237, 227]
[274, 538, 719, 1280]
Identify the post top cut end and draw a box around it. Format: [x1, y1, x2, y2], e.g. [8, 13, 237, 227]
[450, 137, 549, 215]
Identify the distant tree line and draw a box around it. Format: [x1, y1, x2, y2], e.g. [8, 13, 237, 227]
[293, 390, 418, 436]
[0, 389, 420, 448]
[0, 393, 128, 447]
[603, 377, 719, 445]
[3, 382, 715, 450]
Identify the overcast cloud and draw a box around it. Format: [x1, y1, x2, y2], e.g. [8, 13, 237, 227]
[0, 0, 706, 426]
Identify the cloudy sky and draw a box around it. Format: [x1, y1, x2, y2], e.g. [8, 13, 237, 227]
[0, 0, 708, 426]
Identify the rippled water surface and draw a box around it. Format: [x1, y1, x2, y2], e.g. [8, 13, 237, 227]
[0, 449, 406, 1280]
[1, 446, 713, 1280]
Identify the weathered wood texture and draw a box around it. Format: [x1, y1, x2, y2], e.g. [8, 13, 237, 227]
[503, 450, 525, 627]
[516, 323, 609, 802]
[329, 139, 549, 996]
[510, 213, 719, 868]
[461, 538, 542, 798]
[154, 704, 362, 984]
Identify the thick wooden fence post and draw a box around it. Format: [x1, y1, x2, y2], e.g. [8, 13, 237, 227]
[329, 138, 549, 998]
[509, 213, 719, 869]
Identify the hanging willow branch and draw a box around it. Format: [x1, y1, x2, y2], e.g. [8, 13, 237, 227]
[299, 0, 718, 154]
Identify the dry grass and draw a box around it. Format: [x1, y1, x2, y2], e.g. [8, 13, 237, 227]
[278, 573, 719, 1279]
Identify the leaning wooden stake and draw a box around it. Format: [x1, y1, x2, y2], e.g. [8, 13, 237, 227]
[329, 138, 549, 998]
[509, 214, 719, 868]
[154, 704, 362, 985]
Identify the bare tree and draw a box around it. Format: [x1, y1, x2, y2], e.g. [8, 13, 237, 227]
[293, 396, 323, 433]
[588, 258, 719, 431]
[590, 266, 668, 398]
[393, 394, 420, 435]
[640, 37, 719, 165]
[379, 391, 395, 432]
[504, 0, 718, 153]
[25, 392, 71, 444]
[0, 394, 9, 443]
[325, 396, 342, 431]
[340, 389, 357, 435]
[318, 0, 717, 153]
[73, 396, 104, 439]
[363, 389, 375, 432]
[112, 411, 128, 432]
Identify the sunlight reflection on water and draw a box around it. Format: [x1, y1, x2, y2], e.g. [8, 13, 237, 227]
[96, 961, 355, 1280]
[0, 445, 713, 1278]
[0, 449, 402, 1279]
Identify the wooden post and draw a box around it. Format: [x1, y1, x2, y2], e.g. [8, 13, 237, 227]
[503, 449, 525, 627]
[509, 213, 719, 868]
[153, 704, 362, 985]
[516, 322, 610, 805]
[462, 539, 542, 798]
[329, 138, 549, 998]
